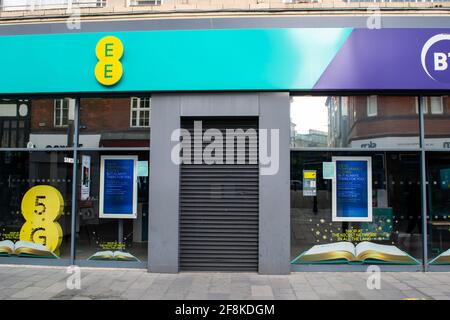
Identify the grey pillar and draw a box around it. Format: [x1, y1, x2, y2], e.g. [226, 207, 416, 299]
[148, 93, 291, 274]
[259, 92, 291, 274]
[148, 94, 181, 273]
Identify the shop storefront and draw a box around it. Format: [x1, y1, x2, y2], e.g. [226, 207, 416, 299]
[0, 18, 449, 273]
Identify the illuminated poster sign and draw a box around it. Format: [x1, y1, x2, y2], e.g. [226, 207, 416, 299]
[100, 156, 138, 219]
[81, 155, 91, 201]
[303, 170, 317, 197]
[332, 157, 372, 222]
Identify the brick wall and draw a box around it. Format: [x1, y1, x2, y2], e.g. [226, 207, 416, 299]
[30, 97, 136, 133]
[348, 95, 450, 142]
[30, 99, 61, 133]
[79, 98, 132, 133]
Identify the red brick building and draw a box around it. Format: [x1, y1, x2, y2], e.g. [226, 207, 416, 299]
[329, 96, 450, 149]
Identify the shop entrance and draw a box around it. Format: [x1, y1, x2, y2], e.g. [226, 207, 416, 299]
[179, 117, 259, 271]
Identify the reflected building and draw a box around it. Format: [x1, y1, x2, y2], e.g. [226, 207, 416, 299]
[327, 96, 450, 150]
[291, 129, 328, 148]
[27, 98, 150, 149]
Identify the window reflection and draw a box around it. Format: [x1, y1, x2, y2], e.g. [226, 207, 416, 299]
[290, 96, 420, 149]
[79, 97, 150, 148]
[424, 96, 450, 150]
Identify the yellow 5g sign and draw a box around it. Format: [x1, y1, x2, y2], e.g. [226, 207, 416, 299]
[95, 36, 124, 86]
[20, 186, 64, 255]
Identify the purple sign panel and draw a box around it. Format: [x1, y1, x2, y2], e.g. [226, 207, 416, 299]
[314, 29, 450, 90]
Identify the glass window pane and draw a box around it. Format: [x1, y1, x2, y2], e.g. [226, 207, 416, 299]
[31, 98, 73, 147]
[75, 151, 149, 264]
[62, 108, 69, 126]
[367, 95, 378, 117]
[0, 151, 73, 261]
[55, 109, 61, 126]
[80, 97, 149, 148]
[131, 97, 138, 109]
[430, 97, 444, 115]
[290, 151, 422, 266]
[427, 152, 450, 265]
[290, 96, 420, 149]
[0, 98, 72, 148]
[9, 129, 16, 148]
[424, 96, 450, 150]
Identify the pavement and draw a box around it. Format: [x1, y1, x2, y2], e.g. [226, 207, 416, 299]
[0, 265, 449, 300]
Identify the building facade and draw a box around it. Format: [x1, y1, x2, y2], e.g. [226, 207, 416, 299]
[0, 1, 449, 274]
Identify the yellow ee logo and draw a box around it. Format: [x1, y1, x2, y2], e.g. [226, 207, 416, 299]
[19, 186, 64, 255]
[95, 36, 124, 86]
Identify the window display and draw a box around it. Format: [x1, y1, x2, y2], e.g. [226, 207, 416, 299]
[0, 151, 73, 260]
[0, 97, 150, 267]
[290, 151, 422, 266]
[75, 151, 148, 263]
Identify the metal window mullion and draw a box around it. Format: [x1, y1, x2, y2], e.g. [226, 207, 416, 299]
[418, 95, 428, 272]
[70, 97, 80, 266]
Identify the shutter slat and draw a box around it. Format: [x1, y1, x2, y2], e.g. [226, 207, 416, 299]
[179, 117, 259, 272]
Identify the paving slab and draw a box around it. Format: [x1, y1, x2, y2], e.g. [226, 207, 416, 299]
[0, 266, 450, 300]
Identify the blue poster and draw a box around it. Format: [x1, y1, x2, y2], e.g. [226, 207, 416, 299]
[100, 156, 137, 219]
[332, 157, 372, 222]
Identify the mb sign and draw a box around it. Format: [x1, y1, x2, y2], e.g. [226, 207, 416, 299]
[95, 36, 124, 86]
[421, 33, 450, 83]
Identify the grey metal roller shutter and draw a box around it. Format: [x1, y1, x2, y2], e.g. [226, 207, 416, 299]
[180, 117, 259, 271]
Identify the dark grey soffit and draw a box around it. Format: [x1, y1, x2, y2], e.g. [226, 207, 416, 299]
[1, 16, 450, 36]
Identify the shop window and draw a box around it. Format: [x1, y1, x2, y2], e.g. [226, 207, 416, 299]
[0, 151, 73, 261]
[75, 151, 149, 264]
[290, 151, 422, 266]
[130, 97, 151, 128]
[367, 95, 378, 117]
[426, 152, 450, 265]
